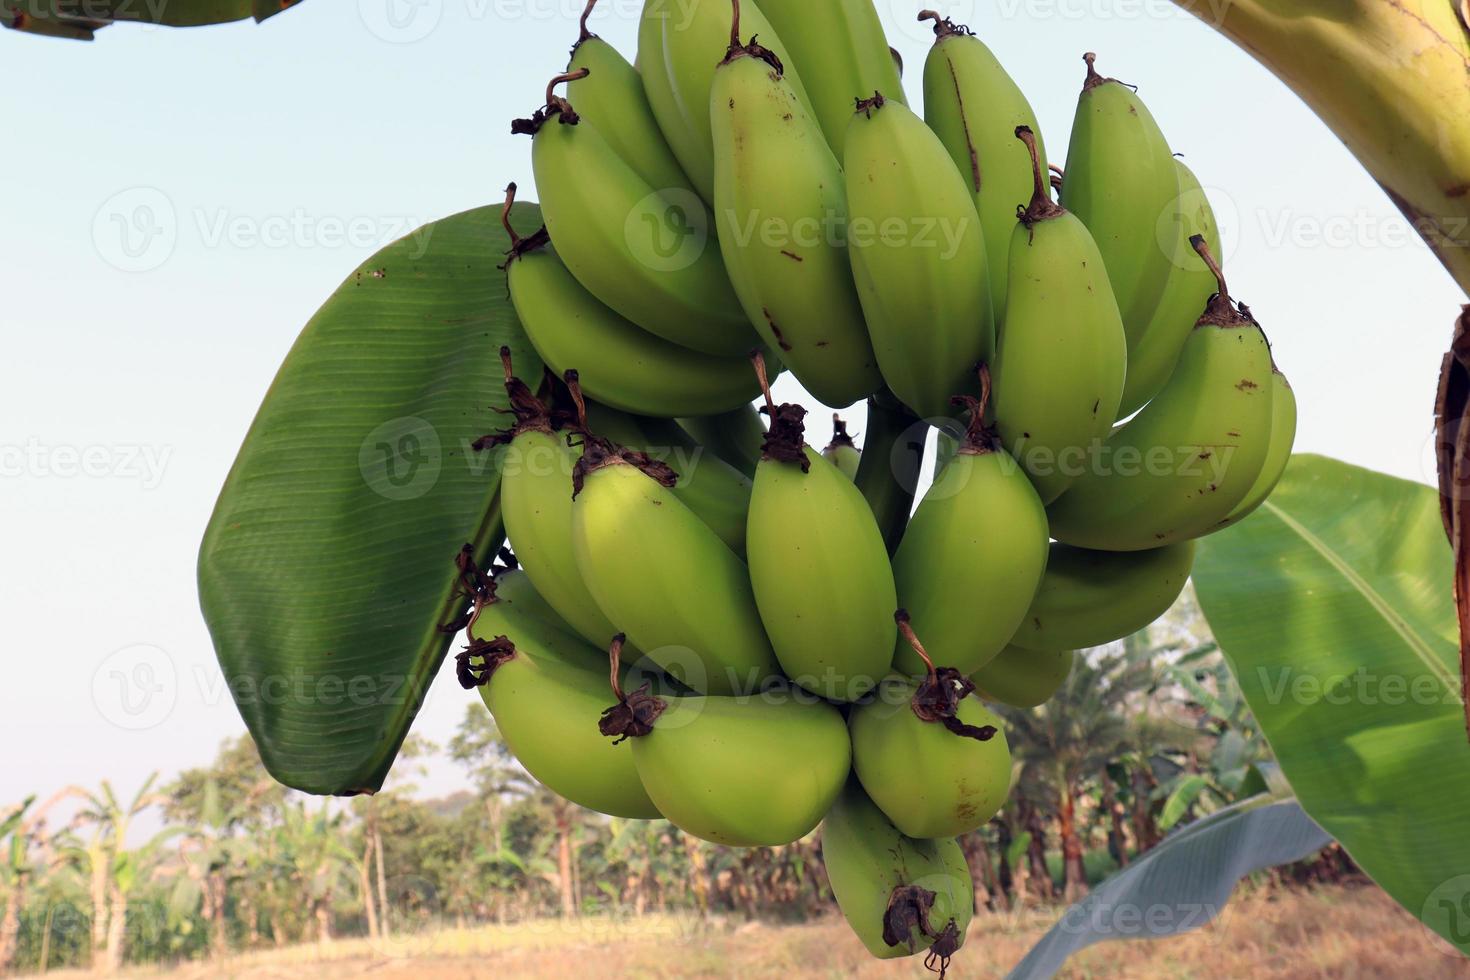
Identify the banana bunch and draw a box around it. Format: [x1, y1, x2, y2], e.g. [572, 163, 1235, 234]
[458, 2, 1301, 968]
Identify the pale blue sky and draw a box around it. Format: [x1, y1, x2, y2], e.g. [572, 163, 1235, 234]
[2, 0, 1463, 808]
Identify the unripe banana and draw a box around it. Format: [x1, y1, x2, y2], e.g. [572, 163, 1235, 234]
[891, 374, 1049, 676]
[601, 638, 849, 846]
[478, 350, 625, 653]
[821, 777, 973, 965]
[1010, 541, 1196, 652]
[567, 1, 696, 197]
[568, 383, 780, 695]
[1047, 239, 1276, 551]
[517, 72, 754, 356]
[1061, 53, 1180, 353]
[845, 93, 995, 420]
[757, 0, 905, 156]
[468, 553, 605, 673]
[501, 187, 766, 418]
[745, 356, 896, 701]
[850, 616, 1012, 840]
[854, 390, 925, 555]
[581, 398, 752, 555]
[637, 0, 814, 202]
[1117, 158, 1222, 418]
[1216, 367, 1297, 529]
[453, 565, 660, 820]
[711, 16, 882, 408]
[823, 414, 861, 480]
[991, 126, 1128, 504]
[920, 10, 1047, 315]
[678, 404, 766, 478]
[971, 646, 1074, 708]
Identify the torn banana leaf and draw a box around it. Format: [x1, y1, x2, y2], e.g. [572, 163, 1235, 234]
[199, 202, 541, 796]
[2, 0, 298, 40]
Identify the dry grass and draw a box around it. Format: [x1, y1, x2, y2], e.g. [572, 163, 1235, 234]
[31, 884, 1465, 980]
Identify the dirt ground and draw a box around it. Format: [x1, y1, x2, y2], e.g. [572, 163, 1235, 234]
[31, 883, 1467, 979]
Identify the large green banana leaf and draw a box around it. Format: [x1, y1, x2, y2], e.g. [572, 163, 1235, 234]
[1193, 454, 1470, 953]
[198, 202, 541, 797]
[2, 0, 296, 40]
[1007, 792, 1331, 979]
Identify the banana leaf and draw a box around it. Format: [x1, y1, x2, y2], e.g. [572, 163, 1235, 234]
[1193, 454, 1470, 953]
[1007, 794, 1331, 979]
[1, 0, 297, 40]
[198, 202, 541, 796]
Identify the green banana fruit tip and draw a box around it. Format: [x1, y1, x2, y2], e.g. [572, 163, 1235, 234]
[854, 91, 887, 118]
[720, 0, 784, 74]
[883, 885, 962, 977]
[1015, 126, 1064, 228]
[916, 9, 971, 40]
[471, 345, 557, 454]
[825, 414, 856, 453]
[950, 363, 1000, 456]
[1080, 51, 1134, 94]
[561, 370, 679, 498]
[1190, 234, 1257, 330]
[597, 633, 667, 744]
[511, 68, 589, 136]
[751, 350, 809, 470]
[498, 182, 550, 270]
[894, 611, 999, 744]
[443, 547, 518, 690]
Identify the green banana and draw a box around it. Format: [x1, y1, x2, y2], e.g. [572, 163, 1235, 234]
[637, 0, 814, 203]
[1117, 158, 1222, 418]
[845, 93, 995, 420]
[678, 405, 765, 478]
[454, 567, 660, 820]
[602, 639, 850, 846]
[849, 615, 1012, 839]
[920, 10, 1047, 315]
[890, 374, 1049, 676]
[1010, 541, 1196, 652]
[991, 126, 1128, 504]
[853, 390, 924, 555]
[1047, 239, 1276, 551]
[1216, 368, 1297, 529]
[821, 777, 972, 965]
[472, 553, 603, 672]
[477, 349, 624, 653]
[567, 0, 696, 196]
[581, 398, 752, 555]
[745, 357, 896, 701]
[971, 646, 1074, 709]
[823, 414, 861, 480]
[711, 14, 882, 408]
[501, 186, 766, 417]
[757, 0, 905, 156]
[517, 72, 754, 356]
[1061, 53, 1181, 354]
[568, 383, 780, 695]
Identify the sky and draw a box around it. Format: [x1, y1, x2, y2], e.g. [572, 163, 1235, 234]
[2, 0, 1465, 814]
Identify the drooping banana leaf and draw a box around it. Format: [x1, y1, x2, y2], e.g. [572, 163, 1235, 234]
[1007, 794, 1331, 979]
[198, 202, 541, 796]
[1193, 454, 1470, 953]
[1, 0, 298, 40]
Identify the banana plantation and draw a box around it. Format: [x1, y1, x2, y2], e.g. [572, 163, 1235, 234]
[0, 597, 1344, 975]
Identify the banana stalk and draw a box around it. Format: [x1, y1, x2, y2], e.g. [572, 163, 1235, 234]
[1173, 0, 1470, 295]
